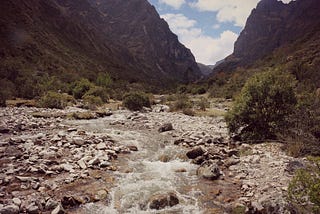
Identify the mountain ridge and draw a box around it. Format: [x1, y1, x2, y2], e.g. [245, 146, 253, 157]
[0, 0, 201, 98]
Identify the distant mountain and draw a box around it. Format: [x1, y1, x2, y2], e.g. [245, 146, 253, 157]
[0, 0, 201, 98]
[197, 63, 213, 76]
[212, 0, 320, 74]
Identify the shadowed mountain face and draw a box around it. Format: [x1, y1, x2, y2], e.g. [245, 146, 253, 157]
[213, 0, 320, 73]
[0, 0, 200, 93]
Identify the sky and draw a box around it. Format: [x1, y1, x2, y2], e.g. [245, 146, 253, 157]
[147, 0, 293, 65]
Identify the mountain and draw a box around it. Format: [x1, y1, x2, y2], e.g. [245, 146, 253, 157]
[212, 0, 320, 74]
[0, 0, 201, 98]
[197, 63, 213, 76]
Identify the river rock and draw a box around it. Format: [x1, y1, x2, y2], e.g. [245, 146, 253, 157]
[158, 123, 173, 133]
[26, 203, 39, 214]
[45, 199, 59, 210]
[0, 204, 20, 214]
[72, 137, 85, 146]
[77, 159, 87, 169]
[186, 146, 205, 159]
[96, 143, 107, 150]
[149, 192, 179, 210]
[93, 190, 108, 201]
[12, 198, 21, 207]
[197, 163, 221, 180]
[51, 203, 65, 214]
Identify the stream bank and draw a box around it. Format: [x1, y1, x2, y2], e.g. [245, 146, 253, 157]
[0, 105, 304, 213]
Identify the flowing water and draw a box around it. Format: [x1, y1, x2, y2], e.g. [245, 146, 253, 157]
[66, 112, 232, 213]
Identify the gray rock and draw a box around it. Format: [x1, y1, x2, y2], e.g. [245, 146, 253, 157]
[26, 203, 39, 214]
[12, 198, 21, 207]
[186, 146, 205, 159]
[72, 137, 85, 146]
[149, 192, 179, 210]
[0, 204, 20, 214]
[77, 159, 87, 169]
[51, 203, 65, 214]
[93, 190, 108, 201]
[158, 123, 173, 133]
[96, 143, 107, 150]
[62, 164, 74, 172]
[45, 199, 59, 210]
[197, 163, 221, 180]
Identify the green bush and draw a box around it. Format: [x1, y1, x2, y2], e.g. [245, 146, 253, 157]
[39, 91, 75, 109]
[96, 72, 112, 88]
[172, 94, 191, 111]
[71, 78, 94, 99]
[226, 70, 297, 141]
[198, 97, 210, 111]
[288, 157, 320, 213]
[122, 92, 151, 111]
[82, 95, 103, 110]
[84, 86, 109, 103]
[191, 86, 206, 95]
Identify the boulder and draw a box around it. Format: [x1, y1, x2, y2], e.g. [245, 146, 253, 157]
[149, 192, 179, 210]
[0, 204, 20, 214]
[186, 147, 205, 159]
[158, 123, 173, 133]
[51, 203, 65, 214]
[197, 163, 221, 180]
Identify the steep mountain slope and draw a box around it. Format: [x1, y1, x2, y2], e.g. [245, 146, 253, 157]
[212, 0, 320, 73]
[0, 0, 200, 98]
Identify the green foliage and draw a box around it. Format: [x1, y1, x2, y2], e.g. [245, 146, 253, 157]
[197, 97, 210, 111]
[191, 86, 206, 95]
[177, 85, 187, 94]
[226, 70, 297, 141]
[96, 72, 112, 88]
[288, 157, 320, 213]
[171, 94, 192, 111]
[84, 86, 109, 103]
[0, 79, 15, 106]
[82, 95, 103, 110]
[122, 92, 151, 111]
[71, 78, 94, 99]
[39, 91, 75, 109]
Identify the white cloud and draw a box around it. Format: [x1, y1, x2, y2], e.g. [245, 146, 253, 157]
[161, 13, 238, 64]
[159, 0, 186, 9]
[212, 24, 220, 29]
[190, 0, 294, 27]
[190, 0, 260, 27]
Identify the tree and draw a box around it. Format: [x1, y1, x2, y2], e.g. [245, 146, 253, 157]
[226, 69, 297, 141]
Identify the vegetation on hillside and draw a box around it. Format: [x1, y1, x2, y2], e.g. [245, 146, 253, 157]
[226, 70, 297, 141]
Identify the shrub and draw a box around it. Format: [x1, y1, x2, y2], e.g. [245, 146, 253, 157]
[183, 108, 195, 116]
[82, 95, 103, 110]
[96, 72, 112, 88]
[198, 97, 210, 111]
[172, 94, 191, 111]
[177, 85, 187, 94]
[84, 86, 109, 103]
[72, 78, 94, 99]
[122, 92, 150, 111]
[288, 157, 320, 213]
[191, 86, 206, 95]
[226, 70, 297, 141]
[39, 91, 75, 109]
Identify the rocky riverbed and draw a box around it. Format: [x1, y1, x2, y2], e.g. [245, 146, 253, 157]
[0, 105, 305, 213]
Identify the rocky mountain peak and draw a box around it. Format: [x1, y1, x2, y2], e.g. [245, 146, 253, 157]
[213, 0, 320, 73]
